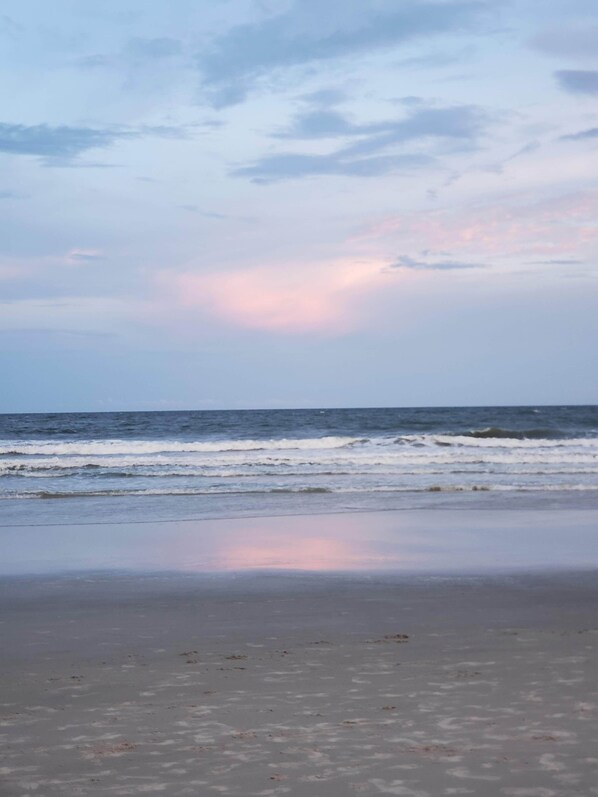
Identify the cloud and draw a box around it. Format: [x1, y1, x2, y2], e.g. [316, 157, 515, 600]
[125, 37, 183, 60]
[298, 88, 348, 107]
[274, 109, 354, 139]
[392, 254, 484, 270]
[357, 191, 598, 260]
[395, 45, 476, 70]
[140, 125, 185, 139]
[275, 103, 486, 145]
[0, 14, 22, 38]
[232, 151, 432, 183]
[394, 96, 426, 106]
[161, 258, 389, 333]
[0, 122, 184, 163]
[235, 103, 486, 183]
[75, 54, 112, 70]
[532, 25, 598, 59]
[74, 37, 183, 71]
[555, 70, 598, 95]
[197, 0, 488, 106]
[336, 105, 486, 159]
[560, 127, 598, 141]
[0, 123, 124, 158]
[41, 159, 123, 170]
[66, 249, 105, 264]
[529, 259, 584, 266]
[176, 205, 256, 223]
[177, 205, 230, 219]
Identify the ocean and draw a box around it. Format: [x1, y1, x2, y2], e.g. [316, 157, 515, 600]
[1, 405, 597, 527]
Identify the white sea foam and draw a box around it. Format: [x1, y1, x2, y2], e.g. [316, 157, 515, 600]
[0, 435, 359, 457]
[407, 434, 598, 449]
[3, 432, 598, 457]
[1, 432, 597, 501]
[1, 434, 596, 458]
[1, 450, 597, 478]
[5, 482, 598, 500]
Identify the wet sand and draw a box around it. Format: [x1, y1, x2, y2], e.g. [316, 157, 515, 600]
[2, 509, 598, 575]
[1, 569, 597, 796]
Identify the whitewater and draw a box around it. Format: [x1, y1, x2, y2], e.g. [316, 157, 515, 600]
[1, 405, 596, 524]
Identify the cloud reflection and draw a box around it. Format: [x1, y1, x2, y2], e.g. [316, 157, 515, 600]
[2, 510, 596, 575]
[159, 514, 423, 572]
[223, 534, 362, 570]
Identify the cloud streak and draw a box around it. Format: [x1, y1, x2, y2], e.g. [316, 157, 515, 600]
[66, 249, 106, 264]
[392, 255, 484, 270]
[0, 122, 184, 163]
[561, 127, 598, 141]
[235, 103, 486, 183]
[275, 104, 486, 144]
[0, 123, 125, 158]
[197, 0, 488, 106]
[232, 152, 432, 183]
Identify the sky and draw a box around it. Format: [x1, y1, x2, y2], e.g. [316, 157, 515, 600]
[0, 0, 597, 412]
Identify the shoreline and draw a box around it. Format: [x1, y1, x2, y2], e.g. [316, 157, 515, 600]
[4, 487, 598, 527]
[3, 488, 598, 530]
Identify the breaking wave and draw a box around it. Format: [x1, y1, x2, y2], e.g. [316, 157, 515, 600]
[5, 483, 598, 501]
[2, 407, 597, 513]
[0, 436, 360, 457]
[466, 426, 564, 440]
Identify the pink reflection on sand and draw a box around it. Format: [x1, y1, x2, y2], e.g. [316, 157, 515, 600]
[222, 534, 364, 570]
[155, 514, 425, 572]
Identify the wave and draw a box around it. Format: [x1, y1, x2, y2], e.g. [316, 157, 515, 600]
[0, 436, 361, 457]
[1, 442, 597, 475]
[2, 431, 597, 505]
[5, 483, 598, 500]
[466, 426, 564, 440]
[427, 435, 596, 449]
[3, 432, 597, 460]
[2, 456, 597, 479]
[4, 486, 336, 499]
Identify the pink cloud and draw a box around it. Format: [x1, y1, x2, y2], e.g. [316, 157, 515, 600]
[357, 190, 598, 260]
[165, 258, 390, 333]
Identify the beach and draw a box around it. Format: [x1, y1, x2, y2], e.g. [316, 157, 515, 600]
[1, 409, 597, 794]
[4, 0, 598, 786]
[1, 509, 597, 796]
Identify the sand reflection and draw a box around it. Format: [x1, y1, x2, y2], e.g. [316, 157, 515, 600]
[2, 509, 596, 576]
[222, 534, 363, 570]
[174, 513, 415, 572]
[152, 512, 408, 572]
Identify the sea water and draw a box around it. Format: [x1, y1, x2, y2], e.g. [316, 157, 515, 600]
[1, 405, 597, 526]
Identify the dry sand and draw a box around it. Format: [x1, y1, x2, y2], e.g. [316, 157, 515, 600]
[1, 570, 597, 796]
